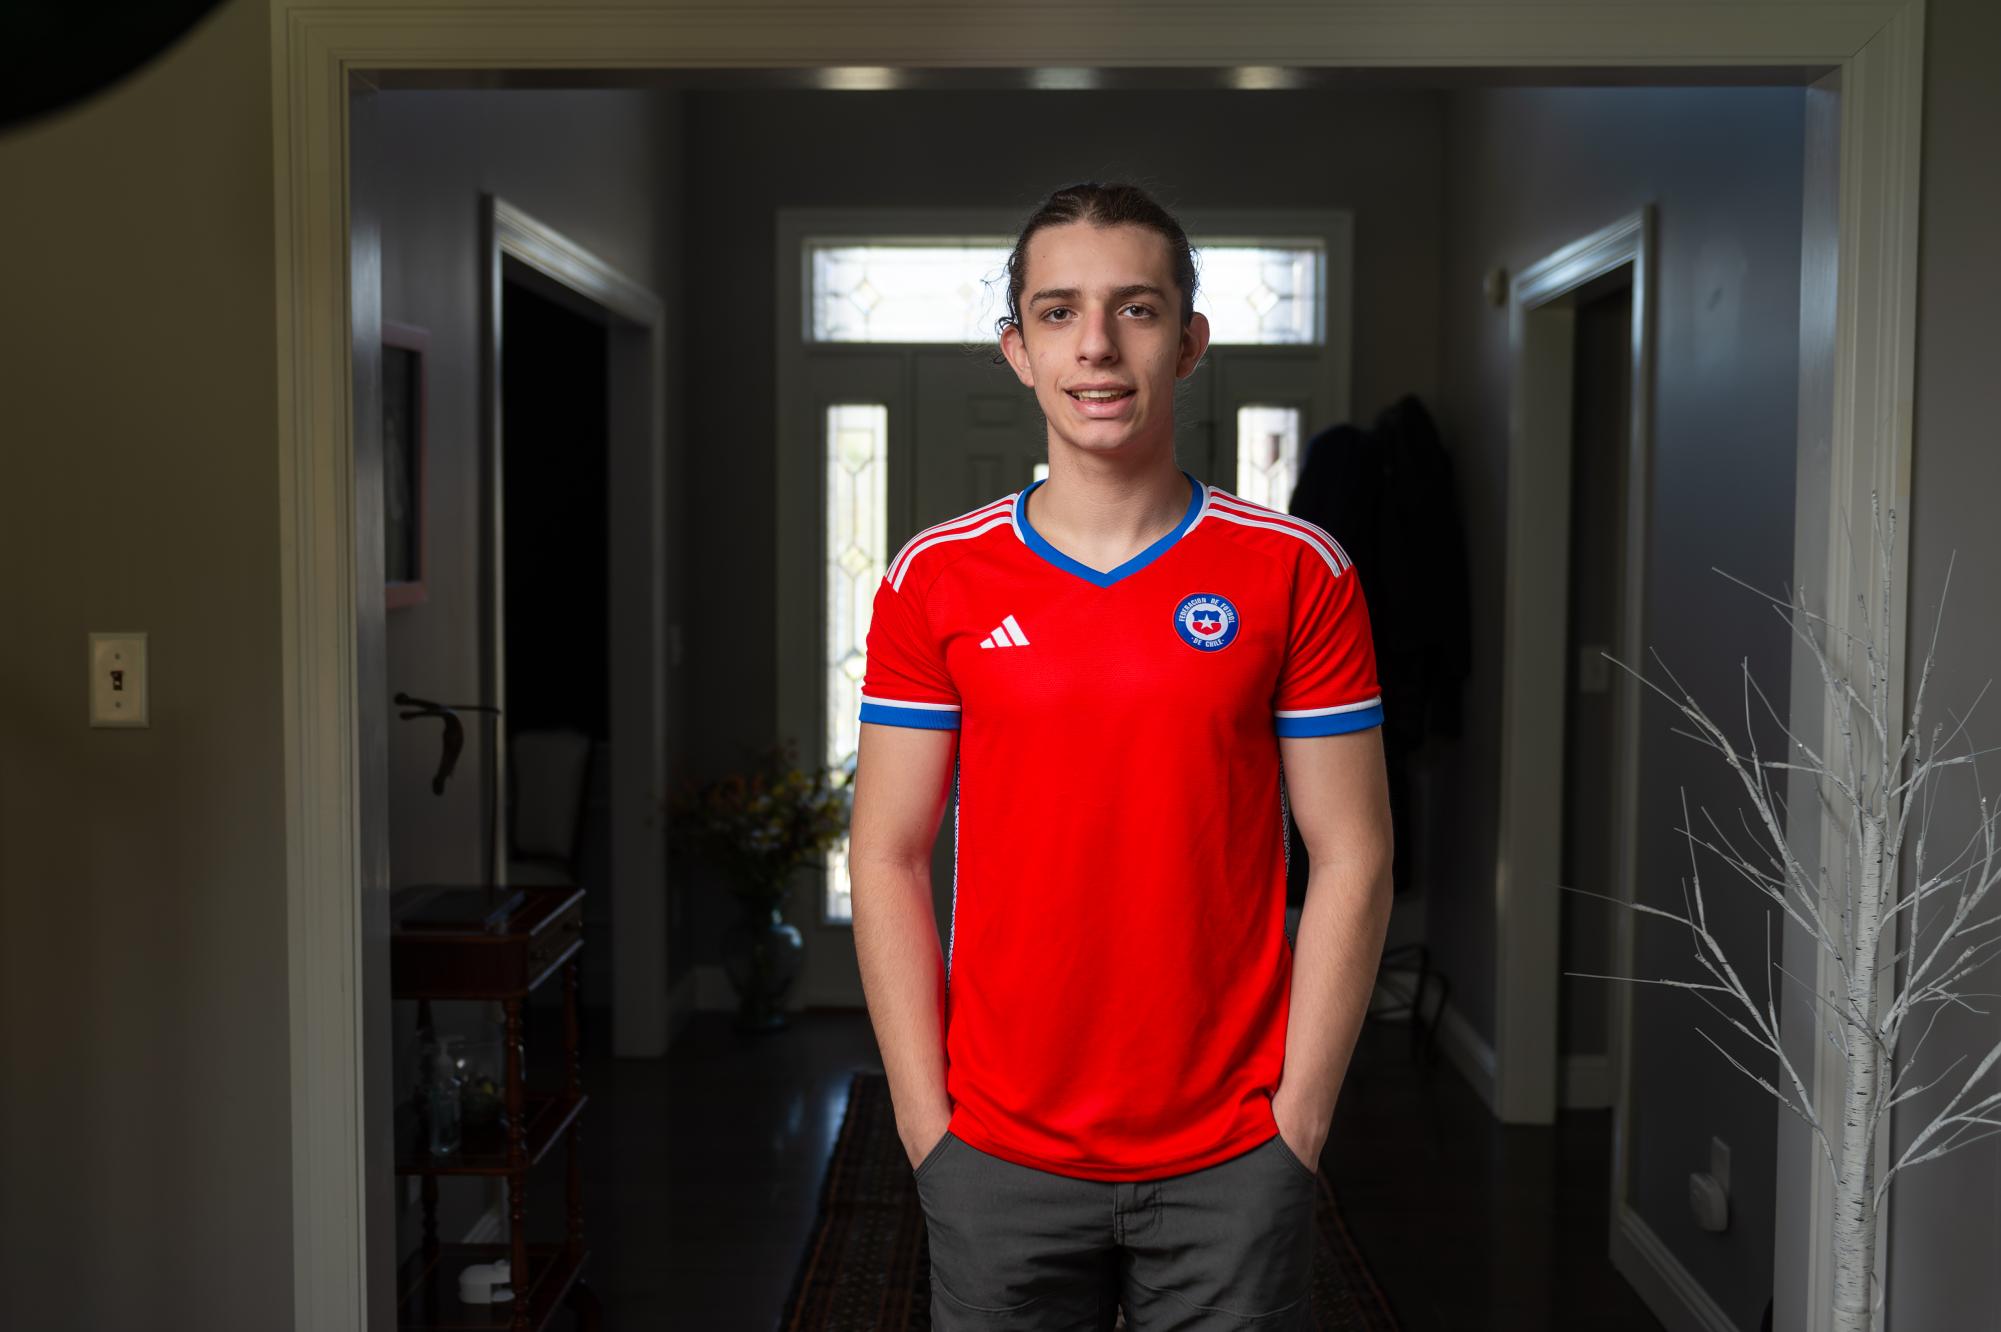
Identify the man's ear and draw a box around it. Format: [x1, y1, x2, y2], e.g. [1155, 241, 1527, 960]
[1176, 310, 1212, 380]
[999, 321, 1035, 388]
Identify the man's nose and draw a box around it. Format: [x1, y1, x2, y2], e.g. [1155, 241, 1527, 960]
[1076, 307, 1117, 360]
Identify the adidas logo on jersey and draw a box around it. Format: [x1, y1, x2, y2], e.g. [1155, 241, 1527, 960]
[978, 614, 1032, 649]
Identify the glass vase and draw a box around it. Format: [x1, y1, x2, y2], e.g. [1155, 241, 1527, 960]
[719, 888, 805, 1032]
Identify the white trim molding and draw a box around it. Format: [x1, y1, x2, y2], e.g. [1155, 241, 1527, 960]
[269, 6, 1926, 1330]
[1437, 999, 1500, 1115]
[1611, 1202, 1741, 1332]
[483, 198, 674, 1059]
[1496, 206, 1656, 1132]
[1776, 7, 1926, 1330]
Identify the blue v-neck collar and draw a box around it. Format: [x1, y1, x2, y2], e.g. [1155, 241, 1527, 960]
[1013, 469, 1207, 588]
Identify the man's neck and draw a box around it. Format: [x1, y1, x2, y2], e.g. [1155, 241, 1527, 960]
[1026, 446, 1192, 574]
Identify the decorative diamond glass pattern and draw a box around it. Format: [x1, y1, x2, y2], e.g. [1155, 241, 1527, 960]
[1236, 405, 1302, 511]
[812, 244, 1010, 343]
[825, 403, 888, 922]
[807, 240, 1322, 345]
[1198, 247, 1320, 345]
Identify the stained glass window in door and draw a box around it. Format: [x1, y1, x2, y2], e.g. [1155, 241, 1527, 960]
[825, 403, 889, 923]
[811, 243, 1011, 343]
[1197, 246, 1322, 345]
[1236, 405, 1302, 511]
[806, 240, 1322, 345]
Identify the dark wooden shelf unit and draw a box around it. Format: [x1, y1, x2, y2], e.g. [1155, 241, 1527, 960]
[395, 1092, 589, 1177]
[391, 884, 601, 1332]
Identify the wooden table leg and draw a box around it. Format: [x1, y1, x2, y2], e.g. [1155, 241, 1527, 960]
[503, 997, 529, 1332]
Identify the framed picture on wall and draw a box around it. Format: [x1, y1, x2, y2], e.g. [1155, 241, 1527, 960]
[382, 321, 430, 609]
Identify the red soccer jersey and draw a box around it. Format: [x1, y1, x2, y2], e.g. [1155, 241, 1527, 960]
[858, 469, 1382, 1181]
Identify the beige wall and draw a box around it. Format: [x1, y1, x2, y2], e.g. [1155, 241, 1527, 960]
[0, 3, 293, 1328]
[1889, 0, 2001, 1325]
[1432, 85, 1808, 1329]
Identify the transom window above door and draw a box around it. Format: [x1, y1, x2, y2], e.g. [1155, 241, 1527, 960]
[806, 239, 1325, 345]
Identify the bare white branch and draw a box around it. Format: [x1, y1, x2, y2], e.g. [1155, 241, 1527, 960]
[1591, 497, 2001, 1331]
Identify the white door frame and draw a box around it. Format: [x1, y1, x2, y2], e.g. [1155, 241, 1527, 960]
[270, 5, 1925, 1330]
[1495, 204, 1655, 1131]
[1493, 206, 1747, 1327]
[481, 197, 673, 1063]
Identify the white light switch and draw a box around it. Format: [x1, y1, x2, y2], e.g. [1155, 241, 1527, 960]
[89, 632, 149, 727]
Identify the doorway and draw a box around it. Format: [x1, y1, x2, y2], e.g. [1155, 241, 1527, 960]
[1492, 207, 1654, 1133]
[285, 15, 1925, 1332]
[1557, 272, 1634, 1115]
[481, 198, 673, 1062]
[499, 271, 615, 1019]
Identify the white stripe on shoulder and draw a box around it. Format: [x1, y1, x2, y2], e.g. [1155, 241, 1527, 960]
[859, 692, 961, 712]
[887, 495, 1018, 587]
[1205, 491, 1351, 575]
[1275, 697, 1381, 718]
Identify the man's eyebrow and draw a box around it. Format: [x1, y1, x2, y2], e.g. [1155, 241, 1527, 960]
[1027, 283, 1169, 307]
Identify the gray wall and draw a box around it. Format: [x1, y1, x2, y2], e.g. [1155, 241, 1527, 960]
[1431, 86, 1807, 1329]
[0, 3, 294, 1328]
[678, 84, 1447, 962]
[1889, 0, 2001, 1325]
[360, 88, 682, 891]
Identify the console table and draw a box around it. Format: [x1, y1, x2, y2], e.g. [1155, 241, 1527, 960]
[390, 884, 602, 1331]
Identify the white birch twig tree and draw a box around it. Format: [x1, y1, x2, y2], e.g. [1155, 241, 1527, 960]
[1563, 494, 2001, 1332]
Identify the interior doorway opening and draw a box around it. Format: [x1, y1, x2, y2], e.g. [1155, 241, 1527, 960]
[308, 26, 1920, 1320]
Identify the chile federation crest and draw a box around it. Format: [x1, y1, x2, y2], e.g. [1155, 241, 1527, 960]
[1174, 593, 1240, 651]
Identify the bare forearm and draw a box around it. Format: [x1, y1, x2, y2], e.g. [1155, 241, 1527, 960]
[1278, 854, 1393, 1131]
[851, 853, 953, 1138]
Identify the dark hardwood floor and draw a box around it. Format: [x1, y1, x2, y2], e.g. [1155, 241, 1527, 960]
[539, 1005, 1664, 1330]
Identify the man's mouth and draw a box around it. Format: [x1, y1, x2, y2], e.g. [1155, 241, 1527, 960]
[1066, 388, 1134, 401]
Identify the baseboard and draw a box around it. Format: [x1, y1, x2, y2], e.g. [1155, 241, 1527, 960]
[1562, 1053, 1613, 1109]
[1436, 1000, 1500, 1117]
[1610, 1200, 1737, 1332]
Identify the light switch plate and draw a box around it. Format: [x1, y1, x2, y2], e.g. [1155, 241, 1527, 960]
[89, 632, 149, 727]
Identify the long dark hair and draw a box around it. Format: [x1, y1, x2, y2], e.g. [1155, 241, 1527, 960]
[995, 181, 1200, 343]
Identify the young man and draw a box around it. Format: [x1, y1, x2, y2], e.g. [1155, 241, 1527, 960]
[848, 182, 1394, 1331]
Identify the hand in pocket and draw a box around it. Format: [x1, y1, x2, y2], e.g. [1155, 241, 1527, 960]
[906, 1117, 953, 1173]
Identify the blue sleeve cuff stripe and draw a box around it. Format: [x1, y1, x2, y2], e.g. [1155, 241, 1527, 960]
[1274, 702, 1384, 736]
[860, 702, 962, 730]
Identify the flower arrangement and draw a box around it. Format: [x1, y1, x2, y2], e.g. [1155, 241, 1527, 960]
[667, 740, 855, 902]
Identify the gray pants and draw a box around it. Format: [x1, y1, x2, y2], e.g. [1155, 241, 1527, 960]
[912, 1129, 1318, 1330]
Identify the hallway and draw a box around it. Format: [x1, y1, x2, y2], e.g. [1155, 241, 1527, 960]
[561, 1008, 1665, 1329]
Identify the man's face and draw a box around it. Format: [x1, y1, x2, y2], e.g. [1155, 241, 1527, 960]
[1000, 221, 1210, 460]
